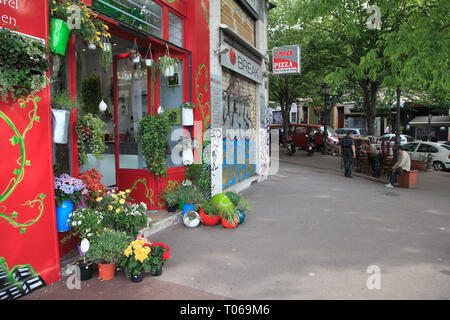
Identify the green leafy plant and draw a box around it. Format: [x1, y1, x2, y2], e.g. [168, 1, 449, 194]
[51, 90, 83, 111]
[0, 27, 50, 102]
[86, 228, 131, 264]
[180, 101, 195, 109]
[148, 241, 170, 275]
[180, 185, 205, 205]
[137, 113, 172, 176]
[161, 188, 178, 207]
[158, 54, 180, 77]
[220, 205, 239, 225]
[201, 201, 221, 217]
[81, 74, 102, 115]
[236, 198, 253, 213]
[114, 202, 149, 238]
[75, 113, 107, 167]
[100, 43, 113, 70]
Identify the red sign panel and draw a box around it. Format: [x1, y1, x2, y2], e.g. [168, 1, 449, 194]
[272, 45, 301, 75]
[0, 0, 61, 290]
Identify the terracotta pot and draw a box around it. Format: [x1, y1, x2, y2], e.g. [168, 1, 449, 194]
[221, 215, 239, 229]
[98, 263, 116, 280]
[199, 208, 220, 226]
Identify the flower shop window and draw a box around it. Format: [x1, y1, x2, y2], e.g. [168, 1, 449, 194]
[169, 12, 183, 47]
[75, 35, 116, 187]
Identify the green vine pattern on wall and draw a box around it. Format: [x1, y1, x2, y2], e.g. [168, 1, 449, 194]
[194, 64, 211, 159]
[201, 0, 210, 30]
[129, 178, 155, 207]
[0, 96, 46, 234]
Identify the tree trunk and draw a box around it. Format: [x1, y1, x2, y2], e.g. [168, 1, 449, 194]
[362, 80, 379, 136]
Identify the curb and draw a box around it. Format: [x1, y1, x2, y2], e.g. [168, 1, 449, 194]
[138, 210, 183, 238]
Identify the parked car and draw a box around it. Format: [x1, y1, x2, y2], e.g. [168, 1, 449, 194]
[335, 128, 367, 138]
[287, 123, 339, 151]
[376, 134, 415, 146]
[402, 141, 450, 171]
[444, 141, 450, 146]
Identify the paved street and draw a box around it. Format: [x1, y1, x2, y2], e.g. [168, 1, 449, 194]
[24, 157, 450, 300]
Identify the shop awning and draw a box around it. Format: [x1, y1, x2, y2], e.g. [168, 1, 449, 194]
[409, 116, 450, 126]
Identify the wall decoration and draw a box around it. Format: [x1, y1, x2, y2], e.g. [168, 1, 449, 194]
[129, 178, 155, 207]
[0, 257, 45, 300]
[166, 109, 181, 126]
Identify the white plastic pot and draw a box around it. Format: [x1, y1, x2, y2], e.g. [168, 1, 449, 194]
[88, 43, 97, 50]
[51, 109, 70, 144]
[132, 55, 141, 64]
[183, 211, 200, 228]
[182, 107, 194, 126]
[183, 147, 194, 165]
[145, 59, 154, 67]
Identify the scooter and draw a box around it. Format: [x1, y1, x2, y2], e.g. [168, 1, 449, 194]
[306, 135, 315, 156]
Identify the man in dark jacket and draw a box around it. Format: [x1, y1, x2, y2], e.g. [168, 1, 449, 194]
[340, 131, 356, 178]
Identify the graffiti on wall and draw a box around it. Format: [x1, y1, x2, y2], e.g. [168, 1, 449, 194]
[222, 75, 256, 188]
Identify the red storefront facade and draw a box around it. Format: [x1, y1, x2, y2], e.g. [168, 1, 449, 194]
[0, 0, 210, 297]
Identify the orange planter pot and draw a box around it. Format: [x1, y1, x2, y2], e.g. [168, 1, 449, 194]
[221, 216, 239, 229]
[98, 263, 116, 280]
[199, 208, 221, 226]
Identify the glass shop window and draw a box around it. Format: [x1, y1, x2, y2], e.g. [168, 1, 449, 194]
[169, 12, 183, 47]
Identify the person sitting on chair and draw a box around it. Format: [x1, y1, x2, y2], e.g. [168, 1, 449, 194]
[386, 145, 411, 188]
[361, 140, 380, 178]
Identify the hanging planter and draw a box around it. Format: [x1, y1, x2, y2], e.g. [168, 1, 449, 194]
[158, 44, 179, 78]
[101, 42, 113, 70]
[49, 18, 70, 56]
[181, 102, 195, 126]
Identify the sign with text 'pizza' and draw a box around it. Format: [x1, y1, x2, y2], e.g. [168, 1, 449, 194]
[272, 45, 301, 75]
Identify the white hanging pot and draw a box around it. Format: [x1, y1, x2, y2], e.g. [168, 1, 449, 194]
[99, 100, 107, 112]
[182, 107, 194, 126]
[182, 142, 194, 165]
[168, 65, 175, 76]
[88, 43, 97, 50]
[183, 211, 200, 228]
[51, 109, 70, 144]
[103, 43, 112, 52]
[145, 58, 154, 67]
[132, 55, 141, 64]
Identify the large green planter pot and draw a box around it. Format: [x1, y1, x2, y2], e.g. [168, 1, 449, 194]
[210, 193, 235, 212]
[49, 18, 70, 56]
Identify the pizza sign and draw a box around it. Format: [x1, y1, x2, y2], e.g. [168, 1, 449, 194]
[272, 45, 301, 75]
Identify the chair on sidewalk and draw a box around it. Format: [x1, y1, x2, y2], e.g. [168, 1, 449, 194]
[381, 155, 394, 179]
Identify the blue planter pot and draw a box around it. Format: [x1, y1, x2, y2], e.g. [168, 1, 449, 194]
[56, 200, 74, 232]
[182, 203, 195, 216]
[236, 209, 245, 224]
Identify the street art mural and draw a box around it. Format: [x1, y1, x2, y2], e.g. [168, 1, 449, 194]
[222, 75, 256, 188]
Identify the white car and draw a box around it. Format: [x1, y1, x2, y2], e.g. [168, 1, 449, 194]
[377, 134, 415, 146]
[402, 142, 450, 171]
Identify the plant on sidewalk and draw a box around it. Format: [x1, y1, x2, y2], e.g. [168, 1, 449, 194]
[54, 173, 88, 207]
[0, 27, 50, 102]
[121, 235, 152, 278]
[64, 207, 105, 242]
[200, 201, 221, 217]
[86, 228, 131, 265]
[79, 168, 106, 207]
[180, 185, 205, 205]
[148, 241, 170, 275]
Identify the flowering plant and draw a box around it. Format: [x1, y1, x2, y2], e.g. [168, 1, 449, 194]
[96, 189, 149, 237]
[63, 207, 104, 242]
[148, 241, 170, 275]
[79, 168, 105, 206]
[49, 0, 111, 48]
[54, 173, 88, 207]
[121, 235, 152, 277]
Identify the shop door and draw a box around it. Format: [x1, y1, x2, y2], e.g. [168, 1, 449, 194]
[113, 53, 149, 189]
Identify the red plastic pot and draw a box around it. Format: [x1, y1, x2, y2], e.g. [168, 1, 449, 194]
[199, 208, 221, 226]
[221, 215, 239, 229]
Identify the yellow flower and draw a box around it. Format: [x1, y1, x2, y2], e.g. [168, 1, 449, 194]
[116, 208, 121, 214]
[108, 205, 113, 211]
[119, 199, 125, 205]
[96, 197, 103, 202]
[126, 189, 131, 194]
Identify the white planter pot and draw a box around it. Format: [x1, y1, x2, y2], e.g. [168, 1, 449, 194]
[182, 107, 194, 126]
[145, 59, 154, 67]
[183, 211, 200, 228]
[51, 109, 70, 144]
[88, 43, 97, 50]
[132, 56, 141, 64]
[103, 43, 112, 52]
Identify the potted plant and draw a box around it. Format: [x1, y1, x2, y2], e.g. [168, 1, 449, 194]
[158, 45, 179, 77]
[75, 113, 107, 167]
[54, 174, 88, 232]
[183, 210, 201, 228]
[225, 192, 252, 224]
[121, 235, 152, 283]
[148, 241, 170, 276]
[199, 201, 221, 226]
[51, 91, 81, 144]
[0, 27, 50, 102]
[180, 185, 205, 216]
[210, 193, 238, 229]
[86, 228, 130, 280]
[161, 188, 179, 212]
[137, 113, 172, 176]
[180, 101, 195, 126]
[76, 239, 93, 281]
[180, 136, 194, 165]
